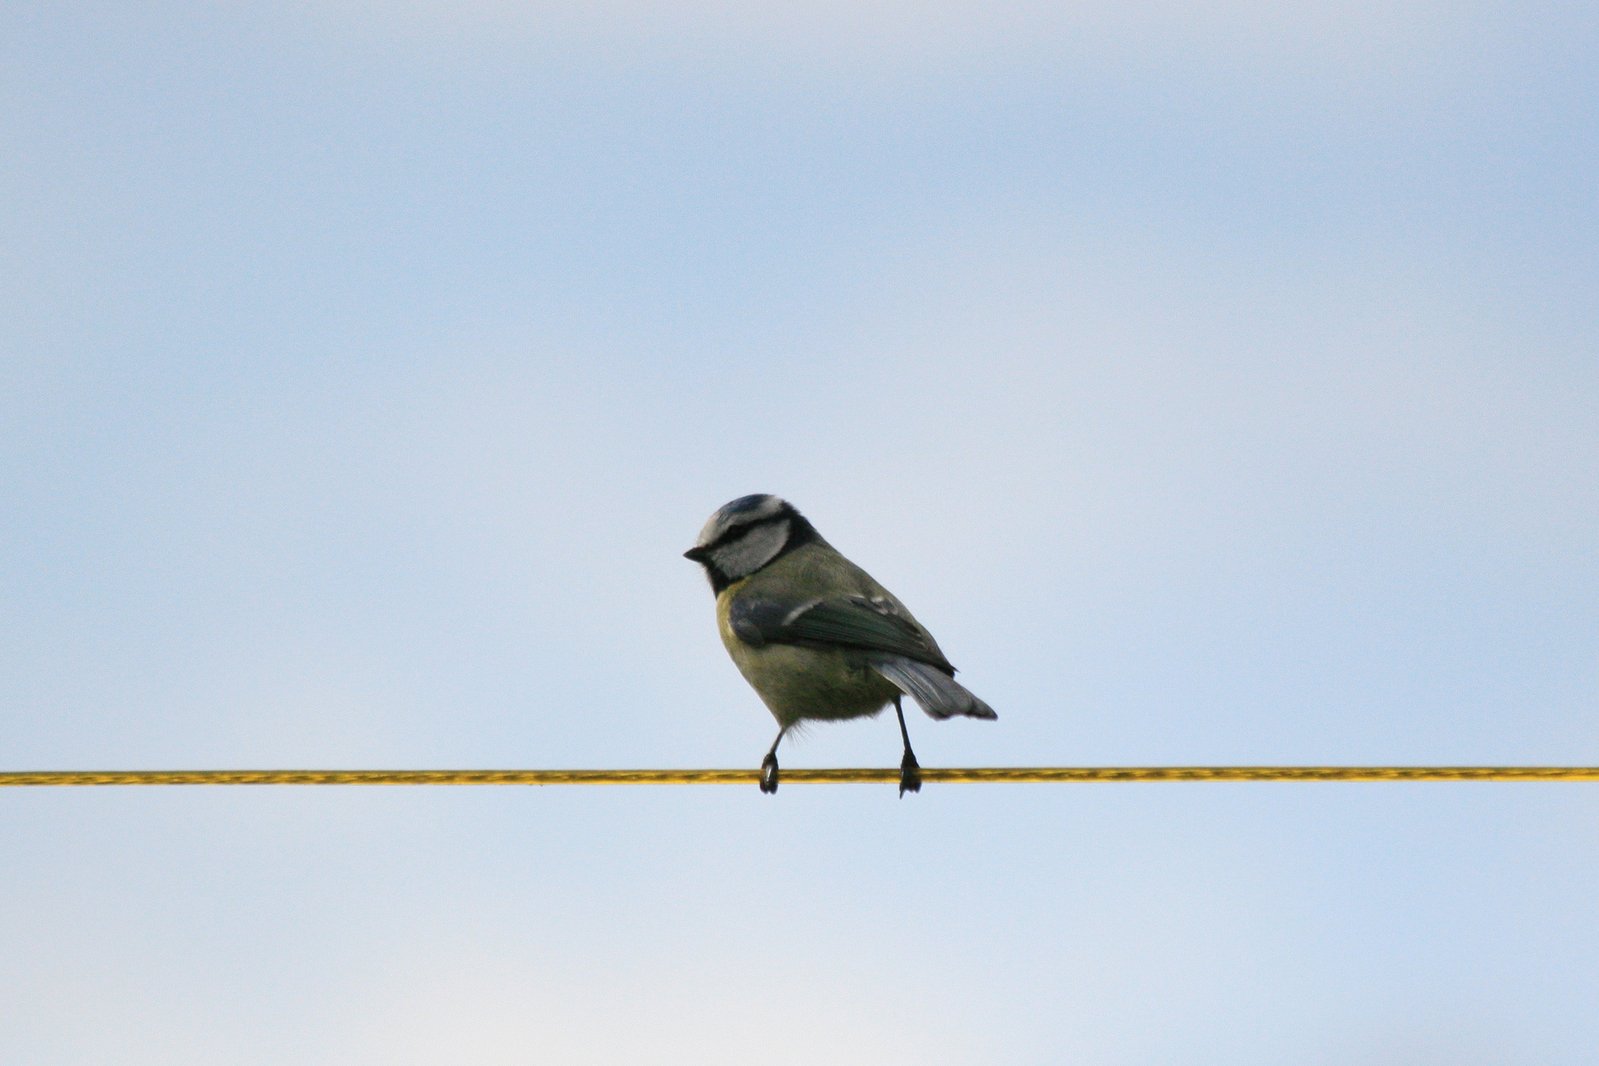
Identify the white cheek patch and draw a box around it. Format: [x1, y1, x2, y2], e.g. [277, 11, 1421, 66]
[710, 520, 790, 579]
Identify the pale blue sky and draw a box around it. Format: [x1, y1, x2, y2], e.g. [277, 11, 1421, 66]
[4, 3, 1598, 1063]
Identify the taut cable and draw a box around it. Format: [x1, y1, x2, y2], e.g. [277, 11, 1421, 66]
[3, 766, 1598, 788]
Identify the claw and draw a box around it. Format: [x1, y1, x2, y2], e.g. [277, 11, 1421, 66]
[760, 752, 780, 794]
[899, 750, 922, 798]
[893, 695, 921, 798]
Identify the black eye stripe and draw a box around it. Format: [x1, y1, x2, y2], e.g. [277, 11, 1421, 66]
[707, 513, 788, 551]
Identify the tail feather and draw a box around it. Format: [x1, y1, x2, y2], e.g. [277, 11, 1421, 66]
[871, 657, 997, 721]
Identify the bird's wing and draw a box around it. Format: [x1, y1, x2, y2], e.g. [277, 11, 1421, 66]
[728, 593, 955, 673]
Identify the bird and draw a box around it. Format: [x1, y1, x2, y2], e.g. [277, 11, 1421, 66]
[684, 494, 996, 796]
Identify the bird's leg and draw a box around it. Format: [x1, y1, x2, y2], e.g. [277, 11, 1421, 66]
[894, 696, 922, 797]
[760, 725, 788, 794]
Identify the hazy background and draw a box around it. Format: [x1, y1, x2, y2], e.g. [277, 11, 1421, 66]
[4, 3, 1597, 1062]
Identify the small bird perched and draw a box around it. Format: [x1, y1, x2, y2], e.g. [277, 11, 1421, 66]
[684, 494, 996, 796]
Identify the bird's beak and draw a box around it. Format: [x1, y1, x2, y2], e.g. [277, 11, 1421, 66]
[683, 546, 708, 562]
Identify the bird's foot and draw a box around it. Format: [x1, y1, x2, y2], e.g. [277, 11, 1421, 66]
[899, 751, 922, 798]
[760, 753, 780, 794]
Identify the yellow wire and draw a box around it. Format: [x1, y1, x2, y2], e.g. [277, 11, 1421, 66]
[2, 766, 1598, 787]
